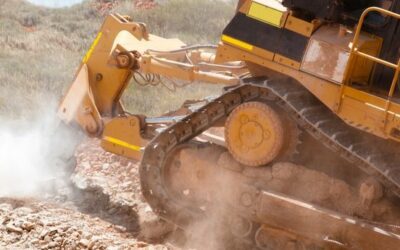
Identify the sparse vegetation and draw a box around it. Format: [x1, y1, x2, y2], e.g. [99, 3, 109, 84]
[0, 0, 236, 119]
[117, 0, 235, 44]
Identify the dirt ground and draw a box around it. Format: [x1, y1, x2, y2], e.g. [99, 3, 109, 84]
[2, 138, 400, 249]
[0, 139, 179, 250]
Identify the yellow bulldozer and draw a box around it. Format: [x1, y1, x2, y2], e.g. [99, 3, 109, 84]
[58, 0, 400, 249]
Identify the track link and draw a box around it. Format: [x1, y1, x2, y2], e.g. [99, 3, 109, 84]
[258, 78, 400, 198]
[140, 77, 400, 248]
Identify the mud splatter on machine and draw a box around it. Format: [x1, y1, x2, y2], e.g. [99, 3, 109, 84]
[58, 0, 400, 248]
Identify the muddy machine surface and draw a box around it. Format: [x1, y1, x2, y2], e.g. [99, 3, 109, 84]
[58, 0, 400, 249]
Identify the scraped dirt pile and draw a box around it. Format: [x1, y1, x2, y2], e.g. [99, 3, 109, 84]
[2, 137, 400, 249]
[0, 138, 177, 250]
[0, 198, 162, 250]
[72, 139, 176, 243]
[73, 139, 142, 211]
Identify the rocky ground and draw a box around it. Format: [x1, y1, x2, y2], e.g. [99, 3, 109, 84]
[0, 138, 179, 250]
[2, 137, 400, 249]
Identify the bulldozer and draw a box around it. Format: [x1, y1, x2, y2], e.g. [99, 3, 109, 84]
[58, 0, 400, 249]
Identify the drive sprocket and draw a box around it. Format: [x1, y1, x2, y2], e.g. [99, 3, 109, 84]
[225, 101, 301, 166]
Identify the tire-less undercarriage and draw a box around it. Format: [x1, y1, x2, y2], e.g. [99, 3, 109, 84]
[57, 1, 400, 248]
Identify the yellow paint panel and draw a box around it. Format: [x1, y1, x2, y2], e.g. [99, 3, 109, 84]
[285, 15, 314, 37]
[274, 54, 301, 70]
[82, 32, 103, 63]
[253, 46, 274, 60]
[248, 2, 283, 27]
[342, 86, 387, 108]
[221, 35, 253, 51]
[103, 136, 142, 152]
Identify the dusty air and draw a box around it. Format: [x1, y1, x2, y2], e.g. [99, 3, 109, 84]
[1, 0, 400, 249]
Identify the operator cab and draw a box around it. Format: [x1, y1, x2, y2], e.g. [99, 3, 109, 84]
[284, 0, 400, 102]
[230, 0, 399, 101]
[342, 0, 400, 101]
[341, 0, 394, 27]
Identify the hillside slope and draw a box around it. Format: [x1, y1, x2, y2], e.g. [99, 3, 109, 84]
[0, 0, 235, 119]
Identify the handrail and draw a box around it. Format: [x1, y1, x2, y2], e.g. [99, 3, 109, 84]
[338, 7, 400, 115]
[344, 7, 400, 132]
[384, 59, 399, 131]
[351, 7, 400, 98]
[352, 7, 400, 54]
[353, 50, 398, 69]
[388, 59, 400, 97]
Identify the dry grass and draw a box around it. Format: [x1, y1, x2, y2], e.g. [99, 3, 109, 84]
[0, 0, 235, 119]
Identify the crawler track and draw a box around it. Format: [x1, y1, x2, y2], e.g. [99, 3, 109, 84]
[140, 77, 400, 249]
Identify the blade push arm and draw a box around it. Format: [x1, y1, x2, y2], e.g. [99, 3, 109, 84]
[58, 14, 241, 160]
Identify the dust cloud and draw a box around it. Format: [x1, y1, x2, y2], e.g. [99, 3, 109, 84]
[0, 104, 81, 198]
[171, 148, 244, 250]
[182, 168, 242, 250]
